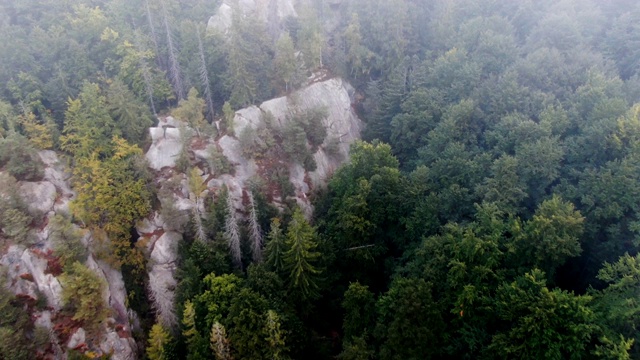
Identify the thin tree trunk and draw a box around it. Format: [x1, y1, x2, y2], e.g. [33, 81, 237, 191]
[160, 0, 185, 100]
[197, 27, 216, 123]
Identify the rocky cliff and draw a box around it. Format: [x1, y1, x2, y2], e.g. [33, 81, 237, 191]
[139, 77, 362, 329]
[0, 151, 137, 359]
[0, 77, 361, 358]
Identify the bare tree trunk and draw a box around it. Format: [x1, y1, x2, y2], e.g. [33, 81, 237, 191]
[144, 0, 160, 58]
[247, 191, 263, 263]
[160, 0, 185, 100]
[133, 30, 157, 116]
[225, 191, 242, 269]
[197, 27, 216, 124]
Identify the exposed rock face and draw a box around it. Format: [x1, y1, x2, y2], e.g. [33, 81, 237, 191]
[224, 77, 361, 213]
[139, 77, 362, 325]
[146, 125, 184, 171]
[0, 151, 137, 359]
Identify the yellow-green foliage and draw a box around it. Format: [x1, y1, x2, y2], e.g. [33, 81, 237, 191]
[70, 136, 151, 270]
[147, 323, 172, 360]
[60, 262, 110, 330]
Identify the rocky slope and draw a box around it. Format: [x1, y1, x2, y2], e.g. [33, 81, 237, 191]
[0, 77, 361, 358]
[0, 151, 137, 359]
[138, 77, 362, 328]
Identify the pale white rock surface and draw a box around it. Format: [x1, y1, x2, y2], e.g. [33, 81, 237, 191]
[146, 127, 183, 171]
[19, 181, 57, 215]
[67, 328, 86, 349]
[100, 331, 137, 360]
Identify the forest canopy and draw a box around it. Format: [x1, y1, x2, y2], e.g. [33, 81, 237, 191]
[1, 0, 640, 359]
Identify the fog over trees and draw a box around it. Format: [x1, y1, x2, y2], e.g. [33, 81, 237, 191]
[1, 0, 640, 359]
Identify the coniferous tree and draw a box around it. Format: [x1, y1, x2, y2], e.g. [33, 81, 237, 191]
[264, 310, 288, 360]
[283, 208, 321, 301]
[265, 218, 286, 274]
[188, 167, 208, 243]
[273, 32, 297, 92]
[173, 87, 206, 137]
[147, 323, 172, 360]
[248, 191, 264, 263]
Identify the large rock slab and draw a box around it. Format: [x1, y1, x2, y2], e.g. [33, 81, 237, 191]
[146, 128, 183, 171]
[19, 181, 57, 215]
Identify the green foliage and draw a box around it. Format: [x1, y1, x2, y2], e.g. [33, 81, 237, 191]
[264, 310, 289, 360]
[106, 78, 154, 145]
[0, 133, 45, 181]
[518, 196, 584, 278]
[0, 270, 37, 359]
[50, 214, 87, 268]
[174, 87, 206, 136]
[60, 261, 110, 331]
[207, 146, 232, 176]
[282, 208, 321, 302]
[489, 269, 596, 359]
[342, 282, 375, 342]
[273, 32, 298, 92]
[266, 218, 286, 273]
[147, 323, 173, 360]
[593, 253, 640, 355]
[375, 278, 445, 360]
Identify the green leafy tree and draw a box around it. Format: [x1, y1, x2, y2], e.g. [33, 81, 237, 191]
[227, 288, 269, 360]
[593, 253, 640, 356]
[106, 78, 154, 145]
[342, 282, 375, 341]
[489, 269, 596, 360]
[375, 277, 445, 360]
[173, 87, 206, 137]
[518, 195, 584, 278]
[60, 82, 118, 157]
[183, 299, 210, 360]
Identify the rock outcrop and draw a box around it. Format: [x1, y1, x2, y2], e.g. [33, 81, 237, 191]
[0, 151, 137, 359]
[139, 77, 362, 325]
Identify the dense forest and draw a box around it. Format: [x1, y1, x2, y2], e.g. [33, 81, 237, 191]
[1, 0, 640, 359]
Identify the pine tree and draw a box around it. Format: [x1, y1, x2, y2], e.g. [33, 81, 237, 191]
[247, 191, 264, 263]
[210, 322, 232, 360]
[265, 218, 286, 273]
[283, 208, 321, 300]
[183, 299, 210, 360]
[189, 167, 208, 243]
[264, 310, 288, 360]
[224, 189, 242, 269]
[273, 32, 297, 92]
[222, 101, 235, 135]
[147, 323, 172, 360]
